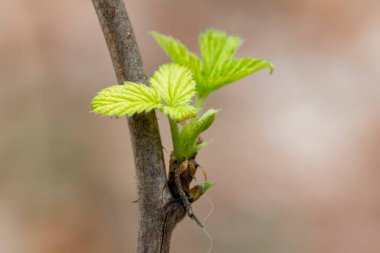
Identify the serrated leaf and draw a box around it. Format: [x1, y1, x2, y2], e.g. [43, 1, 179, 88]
[162, 104, 197, 122]
[197, 29, 273, 98]
[150, 63, 196, 107]
[91, 82, 162, 117]
[199, 29, 242, 74]
[152, 29, 273, 99]
[151, 32, 201, 72]
[200, 57, 274, 96]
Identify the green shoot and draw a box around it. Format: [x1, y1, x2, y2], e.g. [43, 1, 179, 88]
[92, 28, 273, 161]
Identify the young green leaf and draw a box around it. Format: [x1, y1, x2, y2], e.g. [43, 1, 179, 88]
[195, 108, 218, 133]
[149, 63, 198, 121]
[151, 32, 200, 72]
[91, 82, 162, 117]
[200, 181, 214, 192]
[197, 29, 273, 98]
[199, 29, 242, 74]
[177, 109, 218, 158]
[199, 57, 274, 97]
[150, 63, 196, 106]
[152, 29, 273, 100]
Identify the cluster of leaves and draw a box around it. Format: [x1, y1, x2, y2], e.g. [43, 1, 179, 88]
[152, 29, 273, 100]
[92, 29, 273, 160]
[92, 64, 197, 122]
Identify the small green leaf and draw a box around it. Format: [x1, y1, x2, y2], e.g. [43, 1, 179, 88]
[200, 57, 274, 97]
[177, 109, 218, 158]
[197, 29, 273, 98]
[150, 63, 196, 107]
[181, 109, 218, 141]
[199, 29, 242, 74]
[151, 32, 201, 71]
[192, 108, 218, 137]
[91, 82, 161, 117]
[200, 181, 214, 192]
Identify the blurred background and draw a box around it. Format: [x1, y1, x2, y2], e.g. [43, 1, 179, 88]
[1, 0, 380, 252]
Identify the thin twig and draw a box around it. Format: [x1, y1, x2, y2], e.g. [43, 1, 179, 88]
[174, 162, 204, 227]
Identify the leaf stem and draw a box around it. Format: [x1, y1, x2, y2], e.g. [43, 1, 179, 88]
[169, 118, 180, 158]
[195, 95, 206, 110]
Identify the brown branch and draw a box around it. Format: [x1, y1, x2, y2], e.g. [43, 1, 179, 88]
[91, 0, 185, 252]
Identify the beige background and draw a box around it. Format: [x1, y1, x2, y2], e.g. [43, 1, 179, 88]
[1, 0, 380, 252]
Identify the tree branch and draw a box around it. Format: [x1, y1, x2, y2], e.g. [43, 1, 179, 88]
[91, 1, 185, 252]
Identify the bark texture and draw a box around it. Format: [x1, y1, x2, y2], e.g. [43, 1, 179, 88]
[91, 1, 186, 252]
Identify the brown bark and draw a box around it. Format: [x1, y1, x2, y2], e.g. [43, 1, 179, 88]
[91, 1, 186, 252]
